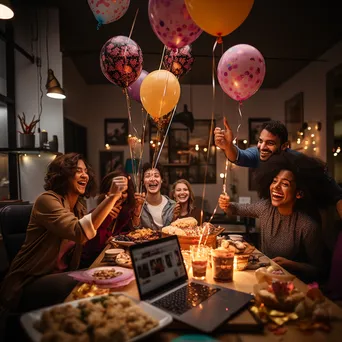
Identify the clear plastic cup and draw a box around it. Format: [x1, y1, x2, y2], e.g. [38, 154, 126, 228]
[190, 245, 208, 280]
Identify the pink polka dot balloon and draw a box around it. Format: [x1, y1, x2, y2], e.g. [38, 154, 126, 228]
[217, 44, 266, 102]
[88, 0, 130, 28]
[148, 0, 202, 49]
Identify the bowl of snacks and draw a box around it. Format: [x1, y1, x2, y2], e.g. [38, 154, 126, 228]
[228, 234, 243, 242]
[255, 265, 296, 284]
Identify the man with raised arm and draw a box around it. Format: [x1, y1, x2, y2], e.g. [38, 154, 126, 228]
[214, 117, 342, 218]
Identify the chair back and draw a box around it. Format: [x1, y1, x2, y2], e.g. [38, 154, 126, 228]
[0, 204, 33, 264]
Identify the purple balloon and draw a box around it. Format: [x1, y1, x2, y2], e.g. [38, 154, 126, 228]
[127, 70, 149, 103]
[148, 0, 202, 49]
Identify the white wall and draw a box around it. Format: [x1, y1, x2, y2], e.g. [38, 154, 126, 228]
[14, 8, 64, 202]
[63, 39, 342, 213]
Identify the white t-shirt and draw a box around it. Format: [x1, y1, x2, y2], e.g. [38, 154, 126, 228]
[146, 196, 168, 229]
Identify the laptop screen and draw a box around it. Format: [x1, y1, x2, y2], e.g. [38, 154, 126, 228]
[130, 236, 188, 300]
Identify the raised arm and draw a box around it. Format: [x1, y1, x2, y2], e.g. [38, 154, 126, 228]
[214, 117, 238, 162]
[35, 177, 127, 244]
[132, 192, 146, 228]
[218, 194, 264, 218]
[214, 117, 260, 168]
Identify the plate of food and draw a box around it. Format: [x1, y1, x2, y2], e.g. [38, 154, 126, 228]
[112, 238, 135, 247]
[81, 266, 133, 285]
[220, 239, 255, 254]
[113, 228, 160, 246]
[116, 251, 133, 268]
[255, 265, 296, 284]
[21, 293, 173, 342]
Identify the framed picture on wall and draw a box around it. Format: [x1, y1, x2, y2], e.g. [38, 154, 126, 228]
[285, 92, 304, 142]
[104, 119, 128, 146]
[248, 118, 271, 145]
[99, 151, 124, 180]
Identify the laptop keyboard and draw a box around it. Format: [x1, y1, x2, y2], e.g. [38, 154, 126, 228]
[153, 282, 220, 316]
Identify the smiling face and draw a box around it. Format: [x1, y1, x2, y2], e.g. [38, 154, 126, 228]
[143, 168, 162, 195]
[173, 182, 190, 204]
[257, 129, 283, 161]
[68, 160, 89, 196]
[269, 170, 299, 209]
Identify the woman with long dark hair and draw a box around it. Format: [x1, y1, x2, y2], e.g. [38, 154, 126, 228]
[0, 153, 127, 314]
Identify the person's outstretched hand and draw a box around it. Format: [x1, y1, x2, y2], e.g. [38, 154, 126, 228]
[109, 176, 128, 200]
[218, 193, 230, 212]
[214, 117, 235, 150]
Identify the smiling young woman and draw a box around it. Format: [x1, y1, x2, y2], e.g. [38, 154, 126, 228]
[0, 153, 128, 317]
[170, 179, 201, 223]
[218, 151, 330, 283]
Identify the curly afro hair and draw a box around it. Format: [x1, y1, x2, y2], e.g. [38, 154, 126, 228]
[254, 151, 330, 212]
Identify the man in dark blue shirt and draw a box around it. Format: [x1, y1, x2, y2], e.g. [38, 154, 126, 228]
[214, 118, 342, 218]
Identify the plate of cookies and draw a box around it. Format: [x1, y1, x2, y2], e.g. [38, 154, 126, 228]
[220, 238, 255, 254]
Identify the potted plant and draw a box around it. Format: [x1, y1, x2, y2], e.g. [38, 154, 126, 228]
[17, 112, 40, 148]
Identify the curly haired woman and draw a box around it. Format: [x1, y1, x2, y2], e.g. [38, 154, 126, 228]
[0, 153, 127, 315]
[219, 151, 330, 283]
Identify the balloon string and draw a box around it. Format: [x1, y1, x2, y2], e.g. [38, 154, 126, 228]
[137, 107, 149, 193]
[124, 88, 139, 191]
[128, 8, 139, 40]
[200, 39, 218, 228]
[153, 107, 177, 169]
[233, 101, 243, 144]
[222, 158, 229, 195]
[124, 88, 139, 137]
[159, 45, 166, 70]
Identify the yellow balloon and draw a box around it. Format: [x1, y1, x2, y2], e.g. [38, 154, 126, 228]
[185, 0, 254, 38]
[140, 70, 181, 119]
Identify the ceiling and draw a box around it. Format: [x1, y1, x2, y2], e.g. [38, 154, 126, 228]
[14, 0, 342, 88]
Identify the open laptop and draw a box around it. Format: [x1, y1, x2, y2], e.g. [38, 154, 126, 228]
[129, 235, 253, 333]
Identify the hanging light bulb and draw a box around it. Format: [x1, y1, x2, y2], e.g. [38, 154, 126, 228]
[45, 8, 65, 99]
[0, 0, 14, 19]
[46, 69, 66, 99]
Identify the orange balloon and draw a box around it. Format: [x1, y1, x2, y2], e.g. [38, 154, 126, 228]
[185, 0, 254, 38]
[140, 70, 181, 119]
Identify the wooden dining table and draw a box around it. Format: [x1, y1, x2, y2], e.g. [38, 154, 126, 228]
[65, 243, 342, 342]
